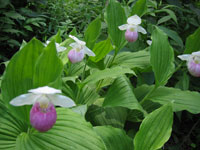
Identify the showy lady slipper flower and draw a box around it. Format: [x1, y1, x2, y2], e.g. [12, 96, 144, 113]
[68, 35, 95, 63]
[10, 86, 76, 132]
[118, 15, 147, 42]
[178, 51, 200, 77]
[46, 41, 67, 52]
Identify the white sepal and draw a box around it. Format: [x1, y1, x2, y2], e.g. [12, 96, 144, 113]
[28, 86, 61, 94]
[47, 95, 76, 108]
[147, 40, 152, 46]
[55, 43, 66, 52]
[127, 15, 141, 25]
[192, 51, 200, 57]
[118, 24, 128, 30]
[10, 93, 40, 106]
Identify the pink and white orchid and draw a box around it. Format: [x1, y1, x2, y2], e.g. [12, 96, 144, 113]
[68, 35, 95, 63]
[118, 15, 147, 42]
[178, 51, 200, 77]
[10, 86, 75, 132]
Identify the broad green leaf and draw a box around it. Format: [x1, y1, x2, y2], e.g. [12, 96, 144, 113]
[33, 41, 63, 88]
[103, 76, 144, 112]
[86, 105, 128, 129]
[135, 84, 200, 114]
[175, 73, 189, 90]
[84, 17, 101, 49]
[1, 38, 44, 122]
[105, 0, 127, 52]
[0, 107, 106, 150]
[158, 26, 183, 48]
[150, 27, 175, 86]
[94, 126, 133, 150]
[63, 82, 99, 105]
[90, 38, 113, 62]
[131, 0, 147, 17]
[134, 103, 173, 150]
[49, 29, 62, 43]
[82, 66, 135, 86]
[184, 27, 200, 54]
[157, 16, 171, 25]
[4, 11, 25, 20]
[113, 50, 150, 69]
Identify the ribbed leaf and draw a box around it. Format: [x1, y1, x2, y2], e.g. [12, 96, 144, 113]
[94, 126, 133, 150]
[84, 17, 101, 49]
[82, 66, 134, 86]
[134, 103, 173, 150]
[1, 38, 44, 122]
[113, 50, 150, 69]
[90, 38, 113, 62]
[131, 0, 147, 17]
[33, 41, 63, 88]
[150, 27, 174, 86]
[184, 26, 200, 54]
[105, 0, 127, 52]
[103, 76, 144, 112]
[0, 107, 106, 150]
[158, 26, 183, 48]
[86, 105, 128, 129]
[135, 84, 200, 114]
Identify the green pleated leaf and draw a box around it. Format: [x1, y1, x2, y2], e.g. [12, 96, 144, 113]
[82, 66, 134, 86]
[150, 27, 175, 86]
[84, 17, 101, 49]
[113, 50, 150, 69]
[103, 76, 144, 112]
[184, 26, 200, 54]
[158, 26, 183, 48]
[33, 41, 63, 88]
[0, 107, 106, 150]
[49, 29, 62, 43]
[86, 105, 128, 129]
[131, 0, 147, 17]
[134, 103, 173, 150]
[90, 38, 113, 62]
[94, 126, 133, 150]
[105, 0, 127, 52]
[1, 38, 44, 122]
[135, 84, 200, 114]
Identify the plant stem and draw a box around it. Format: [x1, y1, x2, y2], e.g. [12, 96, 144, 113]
[81, 57, 88, 81]
[140, 85, 158, 105]
[96, 51, 117, 92]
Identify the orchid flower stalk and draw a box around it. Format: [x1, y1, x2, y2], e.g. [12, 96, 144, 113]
[178, 51, 200, 77]
[10, 86, 76, 132]
[118, 15, 147, 42]
[68, 35, 95, 63]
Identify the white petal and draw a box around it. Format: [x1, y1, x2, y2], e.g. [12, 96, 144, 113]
[69, 35, 86, 46]
[83, 46, 95, 56]
[147, 40, 152, 45]
[28, 86, 61, 94]
[118, 24, 128, 30]
[47, 95, 76, 107]
[55, 43, 66, 52]
[177, 54, 191, 61]
[192, 51, 200, 57]
[137, 26, 147, 34]
[127, 15, 141, 25]
[10, 93, 40, 106]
